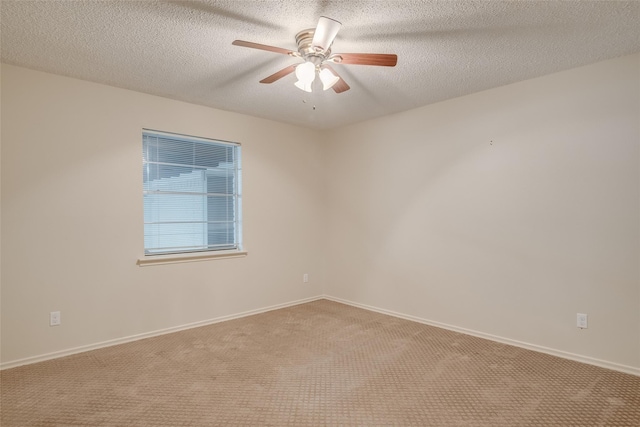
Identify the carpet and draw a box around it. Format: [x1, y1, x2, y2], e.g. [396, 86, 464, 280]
[2, 299, 639, 426]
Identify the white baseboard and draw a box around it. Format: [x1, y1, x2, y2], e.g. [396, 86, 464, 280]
[0, 295, 324, 370]
[323, 295, 640, 377]
[3, 294, 638, 377]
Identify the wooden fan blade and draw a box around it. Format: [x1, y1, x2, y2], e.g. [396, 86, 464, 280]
[259, 64, 296, 84]
[323, 65, 350, 94]
[232, 40, 293, 56]
[331, 77, 350, 94]
[334, 53, 397, 67]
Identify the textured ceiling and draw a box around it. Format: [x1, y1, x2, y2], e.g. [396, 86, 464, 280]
[2, 1, 639, 130]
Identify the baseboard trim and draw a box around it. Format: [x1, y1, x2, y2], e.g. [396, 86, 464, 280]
[323, 295, 640, 377]
[0, 295, 324, 370]
[4, 294, 638, 376]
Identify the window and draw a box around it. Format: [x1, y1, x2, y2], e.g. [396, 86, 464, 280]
[142, 130, 242, 256]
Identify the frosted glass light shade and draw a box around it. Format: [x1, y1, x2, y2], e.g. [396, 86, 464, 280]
[294, 80, 313, 92]
[319, 68, 339, 90]
[295, 62, 316, 83]
[311, 17, 342, 51]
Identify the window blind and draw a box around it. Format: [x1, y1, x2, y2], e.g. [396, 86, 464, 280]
[142, 130, 242, 255]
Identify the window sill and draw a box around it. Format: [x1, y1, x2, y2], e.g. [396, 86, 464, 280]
[137, 250, 248, 266]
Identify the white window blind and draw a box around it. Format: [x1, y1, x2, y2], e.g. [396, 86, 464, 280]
[142, 130, 242, 255]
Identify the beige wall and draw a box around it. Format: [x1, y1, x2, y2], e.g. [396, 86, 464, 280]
[324, 53, 640, 371]
[1, 65, 326, 364]
[2, 53, 639, 372]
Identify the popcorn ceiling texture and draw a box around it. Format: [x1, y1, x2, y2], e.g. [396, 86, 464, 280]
[2, 300, 639, 426]
[1, 0, 639, 130]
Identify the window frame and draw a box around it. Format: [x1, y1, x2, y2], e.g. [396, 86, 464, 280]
[140, 129, 244, 262]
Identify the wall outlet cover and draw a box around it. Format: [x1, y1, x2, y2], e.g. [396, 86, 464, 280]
[577, 313, 588, 329]
[50, 311, 61, 326]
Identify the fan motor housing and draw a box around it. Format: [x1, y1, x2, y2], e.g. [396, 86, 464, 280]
[295, 29, 331, 59]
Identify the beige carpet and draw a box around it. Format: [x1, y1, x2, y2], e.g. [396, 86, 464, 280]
[1, 299, 639, 426]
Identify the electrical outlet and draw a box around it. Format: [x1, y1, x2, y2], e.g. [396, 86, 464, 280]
[50, 311, 61, 326]
[577, 313, 588, 329]
[303, 273, 309, 283]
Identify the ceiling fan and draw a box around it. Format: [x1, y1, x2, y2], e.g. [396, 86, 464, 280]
[232, 16, 397, 94]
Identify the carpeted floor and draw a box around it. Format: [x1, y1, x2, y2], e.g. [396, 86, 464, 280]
[1, 299, 639, 426]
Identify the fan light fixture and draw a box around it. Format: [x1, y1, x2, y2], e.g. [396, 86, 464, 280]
[294, 61, 315, 92]
[311, 17, 341, 52]
[232, 16, 397, 95]
[319, 67, 339, 90]
[294, 80, 313, 93]
[295, 61, 315, 83]
[294, 62, 339, 92]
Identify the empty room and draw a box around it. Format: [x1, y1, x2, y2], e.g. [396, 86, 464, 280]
[1, 0, 639, 425]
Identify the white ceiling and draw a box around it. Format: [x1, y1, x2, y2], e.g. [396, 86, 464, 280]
[2, 1, 639, 130]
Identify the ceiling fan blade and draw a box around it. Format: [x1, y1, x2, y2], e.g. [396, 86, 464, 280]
[311, 16, 341, 51]
[323, 65, 350, 94]
[259, 64, 297, 84]
[232, 40, 294, 56]
[334, 53, 397, 67]
[332, 77, 350, 94]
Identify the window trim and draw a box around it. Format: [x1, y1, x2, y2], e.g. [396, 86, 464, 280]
[142, 129, 243, 257]
[137, 249, 248, 267]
